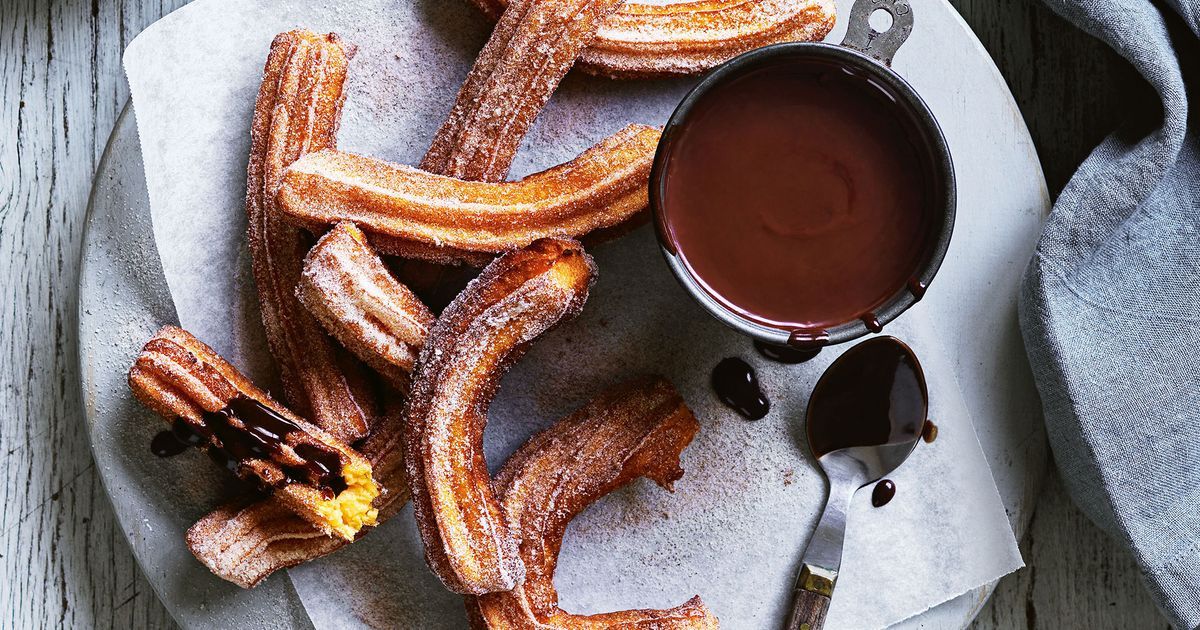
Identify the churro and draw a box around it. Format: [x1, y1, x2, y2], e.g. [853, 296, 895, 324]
[420, 0, 626, 182]
[465, 376, 718, 628]
[128, 326, 379, 541]
[246, 29, 377, 443]
[404, 238, 596, 594]
[471, 0, 836, 79]
[185, 399, 410, 588]
[278, 124, 658, 264]
[297, 222, 435, 392]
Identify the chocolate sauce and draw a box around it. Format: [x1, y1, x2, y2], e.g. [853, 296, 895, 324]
[860, 313, 883, 334]
[907, 278, 928, 300]
[806, 337, 928, 459]
[150, 430, 189, 458]
[658, 57, 937, 339]
[871, 479, 896, 507]
[207, 447, 239, 474]
[156, 396, 347, 495]
[150, 417, 209, 458]
[754, 339, 821, 364]
[788, 329, 829, 349]
[921, 419, 938, 443]
[712, 357, 770, 420]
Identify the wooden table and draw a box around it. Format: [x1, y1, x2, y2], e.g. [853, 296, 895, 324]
[0, 0, 1169, 627]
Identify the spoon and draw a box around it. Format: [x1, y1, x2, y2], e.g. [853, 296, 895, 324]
[784, 336, 929, 630]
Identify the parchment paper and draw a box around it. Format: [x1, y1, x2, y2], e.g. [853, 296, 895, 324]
[123, 1, 1023, 627]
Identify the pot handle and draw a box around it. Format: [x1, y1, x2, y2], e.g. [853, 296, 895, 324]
[840, 0, 914, 67]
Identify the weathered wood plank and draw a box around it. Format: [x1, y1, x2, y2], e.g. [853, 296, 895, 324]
[1, 1, 184, 628]
[971, 477, 1172, 630]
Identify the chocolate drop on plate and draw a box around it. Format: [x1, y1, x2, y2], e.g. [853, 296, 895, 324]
[712, 357, 770, 420]
[657, 57, 939, 336]
[150, 430, 189, 458]
[171, 416, 205, 446]
[806, 337, 928, 459]
[871, 479, 896, 507]
[753, 339, 821, 364]
[922, 419, 938, 443]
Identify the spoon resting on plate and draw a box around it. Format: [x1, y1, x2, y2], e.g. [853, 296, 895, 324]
[785, 336, 929, 630]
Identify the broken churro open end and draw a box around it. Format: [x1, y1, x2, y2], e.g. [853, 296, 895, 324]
[127, 326, 381, 541]
[313, 460, 380, 540]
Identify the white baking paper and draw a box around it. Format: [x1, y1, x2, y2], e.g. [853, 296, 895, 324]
[123, 1, 1023, 627]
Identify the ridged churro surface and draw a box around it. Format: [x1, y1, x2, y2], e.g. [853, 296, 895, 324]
[128, 326, 380, 542]
[471, 0, 836, 79]
[465, 376, 718, 628]
[246, 29, 378, 443]
[278, 125, 658, 264]
[404, 238, 596, 594]
[186, 400, 411, 588]
[420, 0, 626, 182]
[298, 222, 435, 392]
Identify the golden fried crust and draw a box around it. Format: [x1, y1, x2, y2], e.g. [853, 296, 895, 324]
[297, 223, 436, 392]
[471, 0, 836, 79]
[186, 399, 411, 589]
[464, 376, 718, 629]
[420, 0, 626, 182]
[246, 28, 378, 443]
[404, 238, 597, 595]
[277, 125, 659, 264]
[127, 326, 379, 541]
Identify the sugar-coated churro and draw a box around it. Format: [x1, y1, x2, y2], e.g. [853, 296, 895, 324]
[404, 238, 596, 594]
[246, 29, 378, 443]
[465, 376, 718, 628]
[278, 124, 658, 265]
[128, 326, 380, 542]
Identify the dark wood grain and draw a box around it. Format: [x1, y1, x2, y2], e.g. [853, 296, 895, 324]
[786, 587, 832, 630]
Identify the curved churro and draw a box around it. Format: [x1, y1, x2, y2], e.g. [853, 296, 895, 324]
[421, 0, 626, 182]
[471, 0, 837, 79]
[297, 222, 435, 391]
[128, 326, 379, 541]
[186, 400, 410, 588]
[465, 376, 718, 629]
[277, 124, 658, 265]
[246, 29, 378, 443]
[404, 238, 597, 595]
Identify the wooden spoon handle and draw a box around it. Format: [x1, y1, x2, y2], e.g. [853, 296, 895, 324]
[784, 587, 831, 630]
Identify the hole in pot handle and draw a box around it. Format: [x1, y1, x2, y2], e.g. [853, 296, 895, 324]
[840, 0, 914, 67]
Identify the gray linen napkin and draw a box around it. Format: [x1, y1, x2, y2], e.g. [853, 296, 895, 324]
[1019, 0, 1200, 627]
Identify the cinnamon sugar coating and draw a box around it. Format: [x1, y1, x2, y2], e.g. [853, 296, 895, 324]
[420, 0, 627, 182]
[297, 222, 435, 392]
[186, 400, 410, 588]
[404, 238, 597, 595]
[278, 124, 659, 265]
[465, 376, 718, 629]
[127, 326, 379, 541]
[246, 29, 378, 443]
[471, 0, 836, 79]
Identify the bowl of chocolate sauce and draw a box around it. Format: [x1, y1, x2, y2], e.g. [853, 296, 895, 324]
[651, 0, 954, 351]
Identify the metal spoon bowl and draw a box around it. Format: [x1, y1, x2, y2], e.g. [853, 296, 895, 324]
[785, 336, 929, 630]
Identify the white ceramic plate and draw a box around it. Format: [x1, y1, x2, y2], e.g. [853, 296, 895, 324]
[79, 0, 1049, 626]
